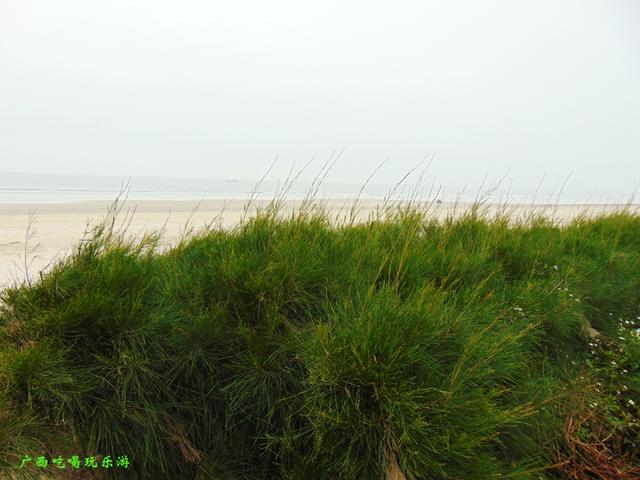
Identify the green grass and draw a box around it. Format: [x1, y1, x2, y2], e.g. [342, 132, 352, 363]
[1, 201, 639, 479]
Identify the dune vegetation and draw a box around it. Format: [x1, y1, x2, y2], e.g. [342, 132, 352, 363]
[1, 196, 639, 479]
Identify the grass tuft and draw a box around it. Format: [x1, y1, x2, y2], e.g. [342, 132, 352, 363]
[1, 198, 639, 478]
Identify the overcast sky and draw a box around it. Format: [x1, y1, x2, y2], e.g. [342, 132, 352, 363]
[1, 0, 639, 193]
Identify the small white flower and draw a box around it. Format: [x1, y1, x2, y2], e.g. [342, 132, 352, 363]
[622, 369, 628, 374]
[619, 337, 626, 341]
[569, 293, 574, 297]
[629, 399, 636, 406]
[553, 265, 558, 270]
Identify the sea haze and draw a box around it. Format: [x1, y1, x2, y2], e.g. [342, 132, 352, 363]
[0, 172, 633, 205]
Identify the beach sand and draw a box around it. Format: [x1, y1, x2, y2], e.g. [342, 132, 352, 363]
[0, 199, 634, 288]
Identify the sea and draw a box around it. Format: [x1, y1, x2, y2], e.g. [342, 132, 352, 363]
[0, 172, 634, 205]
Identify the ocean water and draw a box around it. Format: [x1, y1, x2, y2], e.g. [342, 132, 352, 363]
[0, 172, 374, 203]
[0, 172, 633, 205]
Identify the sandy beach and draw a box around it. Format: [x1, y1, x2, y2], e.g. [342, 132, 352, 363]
[0, 199, 635, 288]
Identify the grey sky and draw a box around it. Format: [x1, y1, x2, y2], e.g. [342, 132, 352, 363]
[1, 0, 639, 194]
